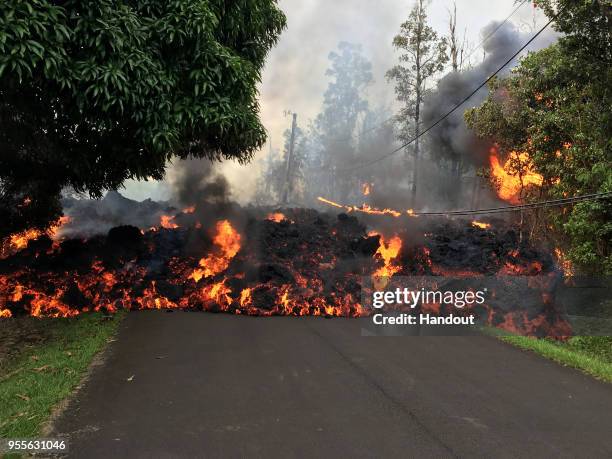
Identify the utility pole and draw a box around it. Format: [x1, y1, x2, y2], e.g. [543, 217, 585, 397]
[281, 113, 297, 205]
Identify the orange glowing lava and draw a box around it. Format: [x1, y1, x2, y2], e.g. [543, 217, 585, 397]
[0, 215, 70, 259]
[160, 215, 179, 229]
[317, 197, 402, 218]
[267, 213, 286, 223]
[372, 234, 403, 288]
[49, 215, 71, 240]
[471, 221, 491, 230]
[9, 229, 42, 251]
[190, 220, 241, 282]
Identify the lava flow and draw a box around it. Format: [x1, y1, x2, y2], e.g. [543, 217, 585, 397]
[471, 221, 491, 230]
[190, 220, 242, 282]
[0, 205, 573, 338]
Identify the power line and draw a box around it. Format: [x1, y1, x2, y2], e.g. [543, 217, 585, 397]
[326, 0, 531, 145]
[317, 192, 612, 217]
[415, 192, 612, 216]
[461, 0, 530, 64]
[336, 9, 558, 174]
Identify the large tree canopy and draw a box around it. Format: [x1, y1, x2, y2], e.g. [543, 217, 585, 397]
[0, 0, 286, 237]
[466, 0, 611, 273]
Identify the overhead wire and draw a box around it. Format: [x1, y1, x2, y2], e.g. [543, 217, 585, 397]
[336, 7, 558, 173]
[324, 0, 531, 145]
[316, 192, 612, 217]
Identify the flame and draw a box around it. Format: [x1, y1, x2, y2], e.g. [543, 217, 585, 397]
[554, 248, 574, 276]
[317, 197, 402, 218]
[372, 234, 403, 288]
[239, 288, 253, 307]
[360, 204, 402, 218]
[49, 216, 71, 240]
[500, 260, 543, 276]
[14, 284, 79, 318]
[9, 229, 42, 251]
[200, 280, 233, 311]
[190, 220, 241, 282]
[317, 196, 345, 209]
[0, 215, 69, 258]
[471, 221, 491, 230]
[267, 213, 286, 223]
[362, 182, 372, 196]
[0, 211, 571, 337]
[160, 215, 179, 229]
[136, 281, 177, 310]
[489, 148, 543, 204]
[183, 206, 196, 214]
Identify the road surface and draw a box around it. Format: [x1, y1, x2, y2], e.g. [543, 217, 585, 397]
[54, 311, 612, 458]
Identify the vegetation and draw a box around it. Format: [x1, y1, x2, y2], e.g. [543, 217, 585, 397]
[501, 335, 612, 383]
[0, 313, 124, 437]
[255, 41, 396, 205]
[386, 0, 448, 204]
[465, 0, 612, 273]
[312, 42, 375, 202]
[0, 0, 286, 238]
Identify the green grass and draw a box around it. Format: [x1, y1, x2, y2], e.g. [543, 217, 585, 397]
[499, 335, 612, 383]
[0, 313, 124, 438]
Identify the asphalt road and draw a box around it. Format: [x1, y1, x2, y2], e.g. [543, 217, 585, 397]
[54, 311, 612, 458]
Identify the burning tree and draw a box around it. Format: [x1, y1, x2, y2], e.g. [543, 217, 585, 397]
[465, 0, 612, 273]
[0, 0, 286, 239]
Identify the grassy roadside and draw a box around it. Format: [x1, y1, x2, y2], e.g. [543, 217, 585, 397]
[0, 312, 125, 438]
[499, 335, 612, 383]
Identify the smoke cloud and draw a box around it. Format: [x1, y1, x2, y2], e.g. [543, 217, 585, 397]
[422, 20, 559, 168]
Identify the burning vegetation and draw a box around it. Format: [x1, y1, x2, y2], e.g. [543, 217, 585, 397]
[488, 147, 544, 204]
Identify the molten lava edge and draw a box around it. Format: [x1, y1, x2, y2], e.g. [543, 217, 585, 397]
[0, 210, 571, 337]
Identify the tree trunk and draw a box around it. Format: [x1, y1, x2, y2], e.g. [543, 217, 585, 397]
[449, 2, 458, 72]
[412, 90, 420, 207]
[412, 24, 422, 208]
[281, 113, 298, 205]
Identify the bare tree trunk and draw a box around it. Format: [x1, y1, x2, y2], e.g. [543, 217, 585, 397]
[449, 2, 458, 72]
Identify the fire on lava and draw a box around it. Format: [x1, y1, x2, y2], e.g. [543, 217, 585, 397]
[0, 199, 575, 338]
[471, 221, 491, 230]
[190, 220, 241, 282]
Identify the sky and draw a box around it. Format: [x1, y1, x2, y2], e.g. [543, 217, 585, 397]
[122, 0, 548, 203]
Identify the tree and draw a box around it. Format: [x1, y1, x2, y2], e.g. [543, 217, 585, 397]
[386, 0, 448, 205]
[447, 1, 468, 72]
[313, 42, 373, 202]
[465, 0, 611, 273]
[0, 0, 286, 238]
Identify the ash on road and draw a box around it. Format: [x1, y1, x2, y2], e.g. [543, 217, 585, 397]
[54, 311, 612, 458]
